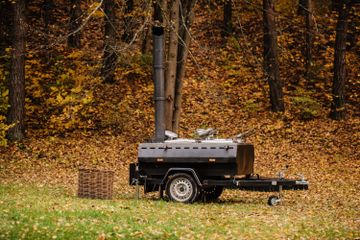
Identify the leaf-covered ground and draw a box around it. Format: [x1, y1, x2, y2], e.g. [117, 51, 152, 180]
[0, 114, 359, 239]
[0, 0, 359, 239]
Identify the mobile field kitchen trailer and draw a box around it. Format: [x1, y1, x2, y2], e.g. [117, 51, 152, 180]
[129, 27, 308, 205]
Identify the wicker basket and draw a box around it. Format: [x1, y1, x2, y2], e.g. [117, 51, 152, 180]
[78, 168, 114, 200]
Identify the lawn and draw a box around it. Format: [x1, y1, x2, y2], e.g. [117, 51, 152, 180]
[0, 183, 358, 240]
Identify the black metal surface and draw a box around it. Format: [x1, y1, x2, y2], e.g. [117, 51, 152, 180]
[144, 178, 160, 193]
[152, 27, 165, 143]
[139, 162, 238, 178]
[161, 168, 203, 186]
[137, 142, 254, 176]
[203, 177, 309, 192]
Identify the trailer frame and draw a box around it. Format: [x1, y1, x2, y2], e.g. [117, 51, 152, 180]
[129, 164, 308, 205]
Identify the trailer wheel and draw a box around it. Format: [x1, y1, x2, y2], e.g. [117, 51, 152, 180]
[165, 173, 199, 203]
[200, 186, 224, 202]
[268, 195, 281, 206]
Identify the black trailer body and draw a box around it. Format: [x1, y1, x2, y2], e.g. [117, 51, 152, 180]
[129, 139, 308, 205]
[137, 141, 254, 178]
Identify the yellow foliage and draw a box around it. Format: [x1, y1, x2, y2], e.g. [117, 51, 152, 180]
[0, 115, 10, 147]
[23, 49, 100, 133]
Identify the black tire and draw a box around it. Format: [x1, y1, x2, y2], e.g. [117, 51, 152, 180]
[165, 173, 199, 203]
[199, 186, 224, 202]
[268, 195, 280, 206]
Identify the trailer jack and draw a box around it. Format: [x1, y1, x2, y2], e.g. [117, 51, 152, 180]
[268, 185, 283, 206]
[159, 185, 164, 199]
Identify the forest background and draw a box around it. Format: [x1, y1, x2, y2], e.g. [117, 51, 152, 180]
[0, 0, 359, 239]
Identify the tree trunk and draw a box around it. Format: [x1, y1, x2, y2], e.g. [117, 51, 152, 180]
[101, 0, 118, 84]
[330, 1, 351, 120]
[41, 0, 54, 33]
[142, 26, 152, 54]
[67, 0, 82, 48]
[153, 0, 166, 26]
[7, 0, 26, 141]
[297, 0, 306, 15]
[41, 0, 54, 62]
[172, 0, 196, 132]
[223, 0, 232, 37]
[165, 0, 180, 131]
[331, 0, 341, 11]
[304, 0, 313, 78]
[141, 0, 152, 54]
[263, 0, 285, 112]
[122, 0, 134, 43]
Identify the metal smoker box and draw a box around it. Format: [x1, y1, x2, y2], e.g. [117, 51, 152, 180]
[137, 141, 254, 178]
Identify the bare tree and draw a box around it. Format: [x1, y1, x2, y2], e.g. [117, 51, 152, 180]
[7, 0, 26, 140]
[101, 0, 118, 84]
[223, 0, 232, 37]
[330, 0, 352, 120]
[122, 0, 134, 43]
[165, 0, 180, 131]
[263, 0, 284, 112]
[142, 26, 152, 54]
[67, 0, 82, 48]
[297, 0, 305, 15]
[144, 0, 167, 55]
[153, 0, 167, 24]
[304, 0, 314, 78]
[41, 0, 54, 33]
[331, 0, 341, 11]
[38, 0, 54, 62]
[172, 0, 197, 132]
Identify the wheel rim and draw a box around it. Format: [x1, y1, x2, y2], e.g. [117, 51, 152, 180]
[270, 196, 279, 206]
[169, 177, 193, 202]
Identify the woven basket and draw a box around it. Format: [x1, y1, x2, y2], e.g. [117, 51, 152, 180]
[78, 168, 114, 200]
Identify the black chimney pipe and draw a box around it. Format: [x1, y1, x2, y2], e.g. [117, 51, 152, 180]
[153, 26, 165, 142]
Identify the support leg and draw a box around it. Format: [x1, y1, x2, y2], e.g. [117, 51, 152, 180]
[159, 185, 164, 199]
[135, 179, 140, 200]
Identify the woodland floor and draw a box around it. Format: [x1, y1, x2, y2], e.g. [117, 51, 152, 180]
[0, 1, 360, 239]
[0, 115, 359, 239]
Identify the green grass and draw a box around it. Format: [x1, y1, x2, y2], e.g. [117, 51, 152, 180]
[0, 184, 358, 240]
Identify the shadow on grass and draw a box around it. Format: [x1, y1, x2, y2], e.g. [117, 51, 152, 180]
[112, 192, 264, 206]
